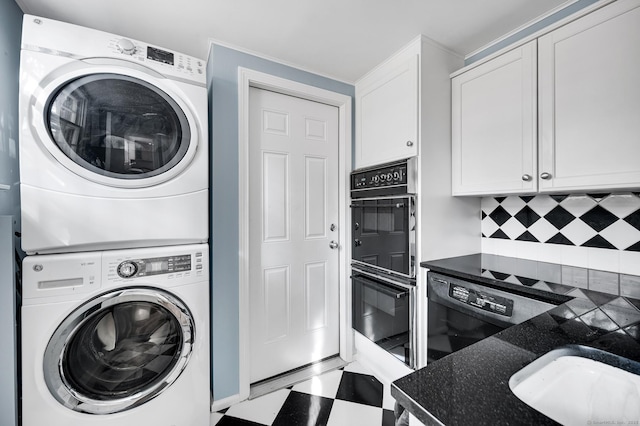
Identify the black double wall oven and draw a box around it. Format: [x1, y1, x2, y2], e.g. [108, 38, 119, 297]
[350, 159, 417, 368]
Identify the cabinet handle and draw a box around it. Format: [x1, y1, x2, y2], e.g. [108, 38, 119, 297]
[540, 172, 552, 180]
[406, 140, 414, 147]
[522, 174, 532, 182]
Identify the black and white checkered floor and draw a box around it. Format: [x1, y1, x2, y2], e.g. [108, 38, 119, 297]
[210, 361, 397, 426]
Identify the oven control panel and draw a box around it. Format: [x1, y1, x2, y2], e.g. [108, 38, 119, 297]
[449, 284, 514, 317]
[350, 158, 417, 197]
[352, 163, 408, 189]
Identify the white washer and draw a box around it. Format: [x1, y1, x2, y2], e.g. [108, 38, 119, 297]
[19, 15, 208, 254]
[21, 244, 210, 426]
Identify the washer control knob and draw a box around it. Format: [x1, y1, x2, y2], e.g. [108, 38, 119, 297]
[116, 38, 136, 55]
[117, 261, 138, 278]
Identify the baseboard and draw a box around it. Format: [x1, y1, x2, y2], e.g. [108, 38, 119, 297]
[210, 393, 243, 413]
[354, 331, 412, 387]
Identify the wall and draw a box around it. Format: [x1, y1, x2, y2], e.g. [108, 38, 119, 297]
[207, 43, 354, 401]
[0, 0, 21, 218]
[482, 193, 640, 276]
[0, 0, 22, 425]
[465, 0, 601, 65]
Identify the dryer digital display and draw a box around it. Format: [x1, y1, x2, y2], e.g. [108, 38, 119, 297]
[147, 46, 174, 65]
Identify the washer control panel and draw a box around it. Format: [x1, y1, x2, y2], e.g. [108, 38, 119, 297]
[116, 254, 193, 278]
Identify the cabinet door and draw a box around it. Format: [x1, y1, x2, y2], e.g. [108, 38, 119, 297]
[539, 0, 640, 192]
[451, 41, 537, 196]
[355, 54, 418, 168]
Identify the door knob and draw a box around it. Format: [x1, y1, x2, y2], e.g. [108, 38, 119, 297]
[329, 241, 339, 249]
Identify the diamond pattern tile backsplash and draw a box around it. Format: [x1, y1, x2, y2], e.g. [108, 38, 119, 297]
[482, 193, 640, 251]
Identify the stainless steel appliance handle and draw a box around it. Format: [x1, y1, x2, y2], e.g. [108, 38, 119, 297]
[350, 195, 415, 204]
[351, 265, 415, 290]
[353, 273, 409, 299]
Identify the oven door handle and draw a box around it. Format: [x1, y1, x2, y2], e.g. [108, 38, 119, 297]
[351, 265, 415, 289]
[353, 274, 410, 299]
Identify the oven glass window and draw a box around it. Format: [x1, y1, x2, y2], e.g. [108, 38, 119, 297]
[47, 73, 190, 179]
[352, 274, 410, 366]
[352, 197, 411, 275]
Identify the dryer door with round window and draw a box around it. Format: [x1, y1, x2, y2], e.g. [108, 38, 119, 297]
[43, 287, 194, 414]
[45, 73, 197, 187]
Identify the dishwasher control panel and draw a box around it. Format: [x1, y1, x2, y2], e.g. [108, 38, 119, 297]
[449, 284, 514, 317]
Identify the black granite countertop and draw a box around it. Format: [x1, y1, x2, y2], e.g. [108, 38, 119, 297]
[391, 254, 640, 425]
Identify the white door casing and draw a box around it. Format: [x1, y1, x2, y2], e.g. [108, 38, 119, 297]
[232, 68, 352, 408]
[248, 87, 340, 382]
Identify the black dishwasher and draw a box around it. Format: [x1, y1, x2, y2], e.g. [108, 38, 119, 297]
[427, 271, 559, 363]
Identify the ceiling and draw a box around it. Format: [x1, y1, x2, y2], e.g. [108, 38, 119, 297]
[15, 0, 572, 83]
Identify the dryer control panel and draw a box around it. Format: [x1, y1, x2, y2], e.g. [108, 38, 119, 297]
[21, 15, 206, 84]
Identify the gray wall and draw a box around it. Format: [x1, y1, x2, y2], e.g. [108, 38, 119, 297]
[0, 0, 21, 218]
[0, 0, 22, 425]
[207, 44, 354, 400]
[465, 0, 600, 65]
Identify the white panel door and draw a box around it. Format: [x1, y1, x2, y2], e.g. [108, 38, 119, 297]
[539, 0, 640, 192]
[249, 87, 340, 383]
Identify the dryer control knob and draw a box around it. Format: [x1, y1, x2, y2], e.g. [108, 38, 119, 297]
[117, 261, 138, 278]
[117, 38, 136, 55]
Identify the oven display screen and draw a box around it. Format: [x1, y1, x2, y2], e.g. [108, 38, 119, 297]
[147, 46, 174, 65]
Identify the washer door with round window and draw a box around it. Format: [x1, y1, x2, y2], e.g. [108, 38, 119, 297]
[43, 287, 195, 414]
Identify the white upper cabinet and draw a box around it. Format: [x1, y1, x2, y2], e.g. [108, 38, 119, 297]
[452, 0, 640, 196]
[538, 0, 640, 192]
[452, 41, 537, 196]
[355, 53, 418, 168]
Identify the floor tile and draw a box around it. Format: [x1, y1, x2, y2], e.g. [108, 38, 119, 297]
[335, 371, 383, 407]
[215, 416, 268, 426]
[210, 412, 224, 425]
[271, 391, 334, 426]
[212, 361, 399, 426]
[224, 389, 290, 425]
[291, 369, 343, 399]
[381, 382, 397, 411]
[342, 360, 373, 376]
[326, 399, 382, 426]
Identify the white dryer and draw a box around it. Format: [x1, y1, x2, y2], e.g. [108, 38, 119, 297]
[21, 244, 210, 426]
[19, 15, 208, 254]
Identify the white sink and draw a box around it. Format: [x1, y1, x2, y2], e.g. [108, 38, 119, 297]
[509, 346, 640, 426]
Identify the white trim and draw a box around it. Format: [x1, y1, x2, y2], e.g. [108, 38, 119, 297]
[237, 67, 353, 404]
[464, 0, 580, 60]
[210, 393, 243, 413]
[208, 38, 353, 85]
[452, 0, 615, 77]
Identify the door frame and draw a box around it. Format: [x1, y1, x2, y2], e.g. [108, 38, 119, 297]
[237, 67, 353, 401]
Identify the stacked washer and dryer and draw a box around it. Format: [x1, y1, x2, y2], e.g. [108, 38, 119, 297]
[18, 15, 210, 426]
